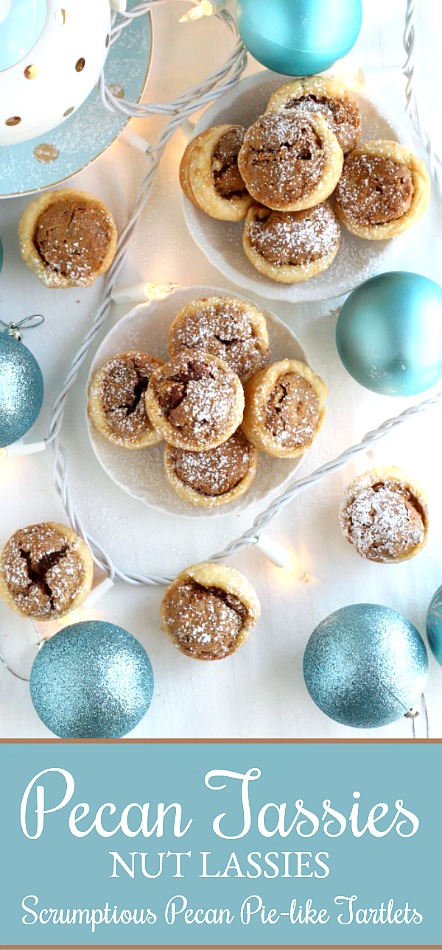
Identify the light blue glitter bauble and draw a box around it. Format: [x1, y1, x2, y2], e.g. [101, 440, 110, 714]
[30, 621, 154, 738]
[236, 0, 362, 76]
[336, 272, 442, 396]
[0, 332, 44, 447]
[426, 584, 442, 667]
[303, 604, 428, 728]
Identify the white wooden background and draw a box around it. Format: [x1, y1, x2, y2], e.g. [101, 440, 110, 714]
[1, 0, 441, 743]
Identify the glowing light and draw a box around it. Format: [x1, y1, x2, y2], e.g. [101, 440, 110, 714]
[0, 440, 46, 457]
[111, 281, 180, 305]
[179, 1, 216, 24]
[255, 532, 297, 571]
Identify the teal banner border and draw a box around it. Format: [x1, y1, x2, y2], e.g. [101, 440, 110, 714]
[0, 739, 441, 950]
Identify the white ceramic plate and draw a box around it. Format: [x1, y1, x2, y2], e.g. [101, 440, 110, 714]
[182, 71, 414, 302]
[87, 286, 308, 518]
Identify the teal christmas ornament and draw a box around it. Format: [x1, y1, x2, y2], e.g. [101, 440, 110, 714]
[30, 620, 154, 738]
[303, 603, 428, 728]
[426, 585, 442, 666]
[0, 324, 44, 448]
[336, 272, 442, 396]
[236, 0, 362, 76]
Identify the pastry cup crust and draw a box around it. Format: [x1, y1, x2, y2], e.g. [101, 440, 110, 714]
[237, 111, 343, 212]
[242, 203, 340, 284]
[145, 350, 245, 451]
[88, 352, 163, 449]
[179, 124, 253, 221]
[266, 76, 361, 155]
[0, 522, 94, 620]
[164, 438, 258, 508]
[334, 141, 431, 239]
[160, 561, 261, 660]
[168, 295, 270, 382]
[18, 188, 118, 288]
[339, 466, 429, 563]
[242, 359, 327, 459]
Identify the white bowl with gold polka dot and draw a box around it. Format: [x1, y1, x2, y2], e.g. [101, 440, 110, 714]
[0, 0, 111, 146]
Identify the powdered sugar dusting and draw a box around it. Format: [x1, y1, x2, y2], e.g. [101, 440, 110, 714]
[169, 296, 269, 382]
[1, 524, 87, 619]
[163, 580, 247, 659]
[340, 482, 425, 562]
[248, 203, 340, 268]
[239, 112, 325, 206]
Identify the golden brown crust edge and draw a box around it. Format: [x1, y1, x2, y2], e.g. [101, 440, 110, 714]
[179, 125, 253, 221]
[164, 441, 258, 509]
[334, 141, 431, 239]
[0, 522, 94, 620]
[18, 188, 118, 288]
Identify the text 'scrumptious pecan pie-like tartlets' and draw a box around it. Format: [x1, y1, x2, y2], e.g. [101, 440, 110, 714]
[168, 295, 270, 382]
[237, 111, 343, 213]
[179, 124, 253, 221]
[18, 188, 118, 288]
[0, 522, 94, 621]
[266, 76, 362, 156]
[164, 428, 258, 508]
[242, 359, 327, 459]
[243, 202, 340, 283]
[88, 351, 163, 449]
[334, 140, 431, 239]
[339, 467, 429, 563]
[145, 350, 244, 451]
[160, 561, 261, 660]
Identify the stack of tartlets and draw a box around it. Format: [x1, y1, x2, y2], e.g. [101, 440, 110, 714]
[179, 75, 430, 284]
[88, 294, 327, 510]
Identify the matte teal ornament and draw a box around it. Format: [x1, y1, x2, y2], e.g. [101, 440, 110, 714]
[426, 585, 442, 666]
[236, 0, 362, 76]
[336, 272, 442, 396]
[30, 620, 154, 738]
[0, 329, 44, 447]
[303, 603, 428, 728]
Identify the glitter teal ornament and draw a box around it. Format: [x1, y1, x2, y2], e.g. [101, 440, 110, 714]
[336, 272, 442, 396]
[426, 584, 442, 667]
[236, 0, 362, 76]
[30, 620, 154, 738]
[303, 604, 428, 728]
[0, 320, 44, 448]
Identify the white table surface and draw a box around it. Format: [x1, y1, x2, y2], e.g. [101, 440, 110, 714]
[1, 0, 441, 742]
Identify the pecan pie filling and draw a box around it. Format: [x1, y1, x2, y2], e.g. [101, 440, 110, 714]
[211, 126, 248, 199]
[287, 94, 361, 154]
[247, 204, 340, 266]
[239, 113, 325, 204]
[341, 481, 426, 562]
[1, 524, 87, 619]
[336, 153, 414, 225]
[266, 372, 321, 449]
[163, 579, 248, 659]
[99, 353, 160, 441]
[34, 197, 113, 281]
[170, 429, 253, 497]
[153, 355, 238, 438]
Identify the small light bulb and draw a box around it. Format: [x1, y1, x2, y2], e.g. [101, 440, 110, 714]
[255, 532, 297, 571]
[179, 1, 216, 24]
[110, 281, 180, 305]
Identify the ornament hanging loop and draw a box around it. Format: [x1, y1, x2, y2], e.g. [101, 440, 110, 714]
[0, 313, 45, 341]
[405, 694, 429, 738]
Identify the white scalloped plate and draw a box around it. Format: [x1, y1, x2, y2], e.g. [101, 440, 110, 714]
[182, 71, 415, 303]
[86, 285, 310, 518]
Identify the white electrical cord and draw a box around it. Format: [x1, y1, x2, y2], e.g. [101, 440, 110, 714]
[45, 0, 442, 588]
[403, 0, 442, 196]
